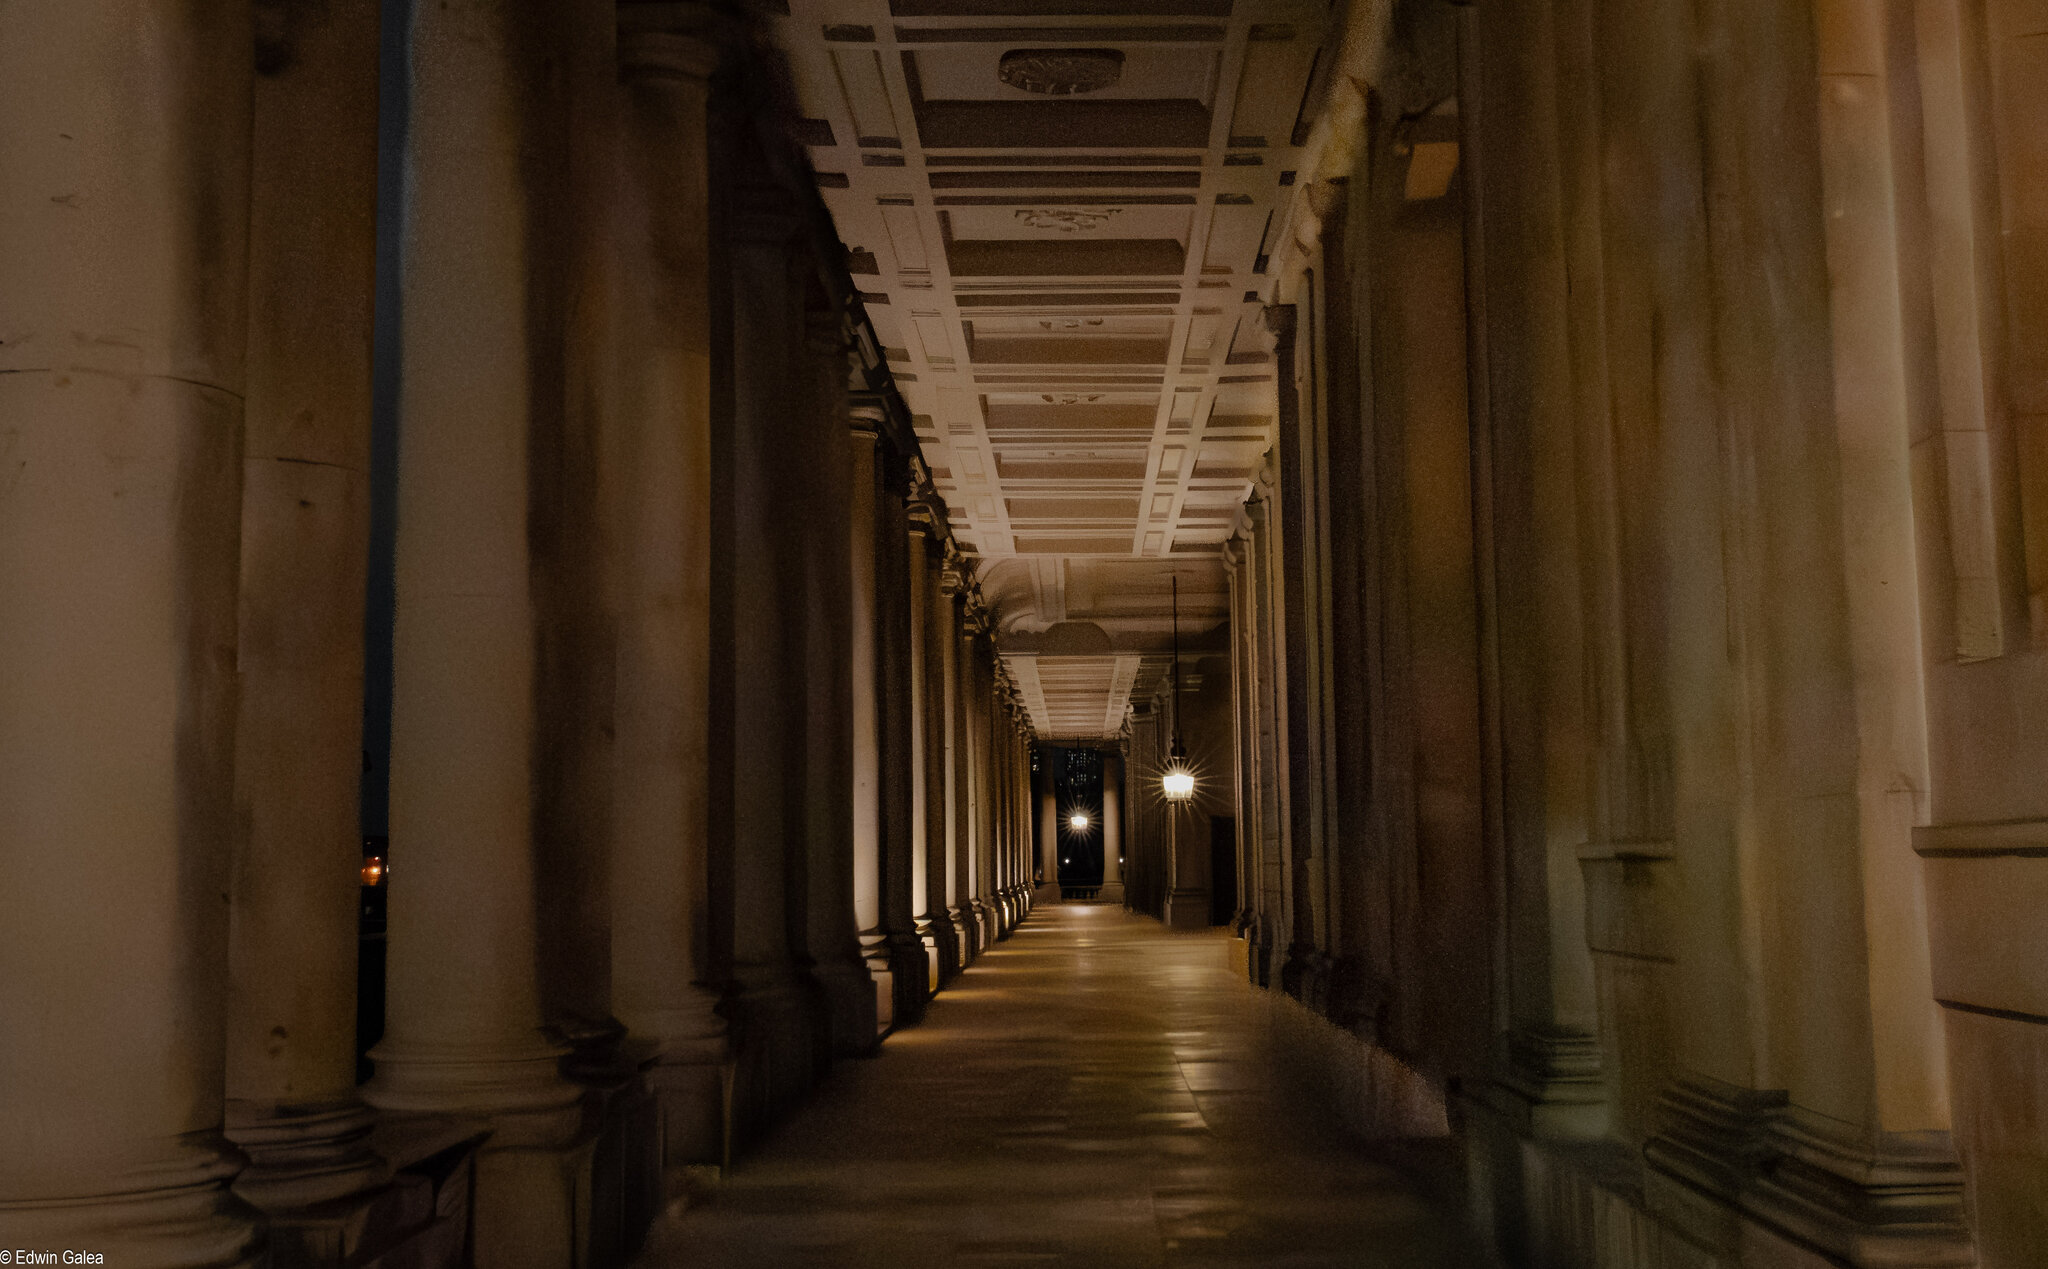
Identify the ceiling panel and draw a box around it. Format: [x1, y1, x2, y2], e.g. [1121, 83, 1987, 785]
[779, 0, 1319, 735]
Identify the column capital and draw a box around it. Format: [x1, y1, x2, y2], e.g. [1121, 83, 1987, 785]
[850, 405, 886, 442]
[617, 2, 735, 80]
[729, 182, 801, 245]
[806, 302, 853, 359]
[1262, 302, 1296, 340]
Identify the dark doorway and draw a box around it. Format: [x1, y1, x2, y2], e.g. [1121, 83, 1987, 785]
[1209, 815, 1237, 926]
[1050, 746, 1104, 889]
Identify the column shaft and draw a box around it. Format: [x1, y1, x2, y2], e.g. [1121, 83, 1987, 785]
[610, 14, 730, 1166]
[1103, 752, 1125, 897]
[365, 2, 586, 1261]
[799, 319, 876, 1059]
[0, 2, 257, 1260]
[941, 578, 978, 964]
[719, 179, 813, 1125]
[876, 459, 930, 1020]
[224, 0, 385, 1218]
[922, 542, 963, 980]
[849, 418, 897, 1024]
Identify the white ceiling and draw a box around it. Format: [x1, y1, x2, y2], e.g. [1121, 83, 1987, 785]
[775, 0, 1325, 736]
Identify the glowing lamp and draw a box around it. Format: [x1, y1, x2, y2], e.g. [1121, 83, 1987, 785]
[1069, 812, 1090, 830]
[1161, 766, 1196, 802]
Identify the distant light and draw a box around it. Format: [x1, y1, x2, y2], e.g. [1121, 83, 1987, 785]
[1069, 812, 1089, 830]
[361, 857, 386, 886]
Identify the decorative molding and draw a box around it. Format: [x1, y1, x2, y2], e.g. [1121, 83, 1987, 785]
[1743, 1109, 1974, 1267]
[996, 48, 1125, 96]
[1013, 207, 1123, 233]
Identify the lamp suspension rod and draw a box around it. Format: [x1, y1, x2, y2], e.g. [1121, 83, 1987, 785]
[1170, 575, 1181, 746]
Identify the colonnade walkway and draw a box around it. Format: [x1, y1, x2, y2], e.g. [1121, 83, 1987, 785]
[635, 903, 1492, 1268]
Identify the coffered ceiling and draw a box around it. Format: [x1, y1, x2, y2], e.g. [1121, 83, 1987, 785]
[774, 0, 1328, 737]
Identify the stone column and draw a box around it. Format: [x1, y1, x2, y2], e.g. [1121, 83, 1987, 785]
[1009, 716, 1028, 916]
[989, 698, 1011, 932]
[0, 3, 257, 1262]
[721, 178, 814, 1127]
[849, 413, 898, 1026]
[970, 629, 1001, 947]
[908, 510, 954, 986]
[221, 0, 386, 1227]
[609, 8, 731, 1167]
[1038, 762, 1059, 886]
[877, 452, 931, 1022]
[362, 2, 587, 1263]
[797, 317, 877, 1060]
[1102, 751, 1126, 902]
[922, 537, 963, 981]
[1267, 304, 1331, 1005]
[941, 571, 979, 965]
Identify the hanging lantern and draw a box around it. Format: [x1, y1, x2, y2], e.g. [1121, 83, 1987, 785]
[1069, 812, 1091, 831]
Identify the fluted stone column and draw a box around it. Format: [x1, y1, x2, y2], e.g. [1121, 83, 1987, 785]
[362, 3, 587, 1263]
[849, 413, 898, 1026]
[721, 179, 815, 1125]
[609, 8, 731, 1167]
[922, 538, 963, 981]
[0, 4, 257, 1262]
[221, 0, 386, 1226]
[941, 572, 979, 965]
[877, 456, 931, 1022]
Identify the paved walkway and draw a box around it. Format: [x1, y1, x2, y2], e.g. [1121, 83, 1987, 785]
[635, 903, 1490, 1268]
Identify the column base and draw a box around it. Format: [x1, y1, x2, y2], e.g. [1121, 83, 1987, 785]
[1465, 1073, 1976, 1269]
[1740, 1110, 1975, 1267]
[860, 932, 897, 1038]
[925, 910, 962, 984]
[724, 971, 818, 1147]
[947, 906, 978, 969]
[362, 1037, 582, 1118]
[1484, 1026, 1609, 1142]
[913, 916, 950, 990]
[0, 1141, 261, 1269]
[1279, 944, 1333, 1012]
[227, 1100, 391, 1212]
[887, 933, 932, 1025]
[1096, 881, 1126, 906]
[361, 1039, 595, 1268]
[807, 956, 880, 1059]
[1163, 887, 1212, 930]
[621, 999, 731, 1168]
[1642, 1073, 1791, 1254]
[235, 1116, 492, 1269]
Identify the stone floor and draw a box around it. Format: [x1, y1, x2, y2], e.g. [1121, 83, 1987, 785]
[635, 903, 1493, 1268]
